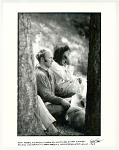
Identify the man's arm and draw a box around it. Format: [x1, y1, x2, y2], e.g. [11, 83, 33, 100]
[55, 80, 75, 98]
[36, 72, 63, 105]
[36, 70, 71, 110]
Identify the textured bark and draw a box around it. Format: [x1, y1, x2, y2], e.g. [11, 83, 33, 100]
[85, 14, 101, 135]
[18, 13, 44, 136]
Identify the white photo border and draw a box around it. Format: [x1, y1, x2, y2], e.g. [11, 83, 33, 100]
[1, 1, 118, 150]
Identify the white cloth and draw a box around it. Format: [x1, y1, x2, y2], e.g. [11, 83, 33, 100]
[37, 96, 56, 130]
[50, 61, 83, 94]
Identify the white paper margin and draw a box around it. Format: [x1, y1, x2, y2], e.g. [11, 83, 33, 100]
[1, 1, 118, 150]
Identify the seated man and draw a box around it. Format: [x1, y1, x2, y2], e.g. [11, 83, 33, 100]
[35, 49, 75, 119]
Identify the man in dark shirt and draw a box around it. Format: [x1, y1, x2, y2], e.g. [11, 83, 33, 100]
[35, 49, 74, 118]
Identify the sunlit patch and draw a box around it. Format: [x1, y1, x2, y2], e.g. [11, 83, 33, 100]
[40, 23, 52, 33]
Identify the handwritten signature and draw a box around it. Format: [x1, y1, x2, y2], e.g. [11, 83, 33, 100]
[90, 138, 104, 145]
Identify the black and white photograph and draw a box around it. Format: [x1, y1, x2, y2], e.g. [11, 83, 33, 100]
[17, 13, 101, 136]
[1, 1, 118, 149]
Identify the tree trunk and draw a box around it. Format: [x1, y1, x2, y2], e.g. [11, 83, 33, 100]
[18, 13, 44, 136]
[85, 14, 101, 135]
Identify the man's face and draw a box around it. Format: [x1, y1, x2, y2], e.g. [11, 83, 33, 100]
[43, 51, 53, 68]
[62, 50, 71, 65]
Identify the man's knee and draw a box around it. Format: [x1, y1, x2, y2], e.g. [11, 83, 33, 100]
[46, 103, 65, 117]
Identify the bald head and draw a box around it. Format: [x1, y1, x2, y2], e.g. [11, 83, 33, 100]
[44, 49, 53, 58]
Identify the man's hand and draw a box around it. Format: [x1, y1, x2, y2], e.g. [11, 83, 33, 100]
[61, 99, 71, 110]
